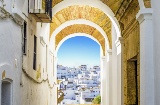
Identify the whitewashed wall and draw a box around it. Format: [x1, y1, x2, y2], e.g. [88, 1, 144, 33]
[0, 0, 57, 105]
[0, 0, 23, 105]
[152, 0, 160, 104]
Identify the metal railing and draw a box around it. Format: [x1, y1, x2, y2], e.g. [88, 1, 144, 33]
[29, 0, 52, 22]
[45, 0, 52, 19]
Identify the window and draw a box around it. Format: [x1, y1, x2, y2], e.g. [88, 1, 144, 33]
[33, 35, 37, 70]
[23, 22, 27, 54]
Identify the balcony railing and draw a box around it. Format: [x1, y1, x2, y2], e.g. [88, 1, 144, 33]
[29, 0, 52, 23]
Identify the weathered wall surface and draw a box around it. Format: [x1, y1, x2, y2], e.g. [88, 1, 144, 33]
[0, 0, 57, 105]
[21, 18, 57, 105]
[118, 0, 140, 105]
[0, 0, 23, 105]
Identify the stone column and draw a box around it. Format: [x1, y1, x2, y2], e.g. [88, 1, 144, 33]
[111, 24, 118, 105]
[54, 56, 58, 79]
[106, 49, 112, 105]
[136, 8, 155, 105]
[101, 56, 107, 105]
[115, 37, 124, 105]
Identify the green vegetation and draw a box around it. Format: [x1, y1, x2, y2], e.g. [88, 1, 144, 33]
[92, 95, 101, 104]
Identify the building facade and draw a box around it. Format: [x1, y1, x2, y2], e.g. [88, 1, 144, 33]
[58, 65, 101, 104]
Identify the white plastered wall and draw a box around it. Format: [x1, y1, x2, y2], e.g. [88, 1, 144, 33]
[0, 0, 57, 105]
[0, 1, 23, 105]
[152, 0, 160, 104]
[21, 20, 57, 105]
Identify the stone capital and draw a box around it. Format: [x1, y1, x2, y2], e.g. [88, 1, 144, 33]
[115, 37, 124, 48]
[101, 56, 106, 60]
[136, 8, 153, 24]
[106, 49, 112, 55]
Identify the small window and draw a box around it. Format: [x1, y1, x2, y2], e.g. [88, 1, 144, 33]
[23, 22, 27, 54]
[33, 35, 37, 70]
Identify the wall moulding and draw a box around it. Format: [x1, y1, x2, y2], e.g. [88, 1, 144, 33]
[22, 68, 54, 89]
[122, 19, 139, 38]
[136, 8, 153, 24]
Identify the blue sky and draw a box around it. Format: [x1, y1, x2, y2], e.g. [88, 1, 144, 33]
[57, 36, 100, 68]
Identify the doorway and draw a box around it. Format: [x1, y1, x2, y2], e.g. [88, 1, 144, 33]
[1, 80, 12, 105]
[127, 57, 139, 105]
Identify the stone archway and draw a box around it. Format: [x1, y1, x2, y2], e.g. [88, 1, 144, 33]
[49, 23, 123, 105]
[49, 0, 149, 105]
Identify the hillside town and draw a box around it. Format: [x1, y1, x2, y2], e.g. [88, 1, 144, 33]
[57, 65, 101, 105]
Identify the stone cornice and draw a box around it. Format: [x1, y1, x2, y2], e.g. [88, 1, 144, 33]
[40, 36, 46, 47]
[115, 37, 124, 48]
[122, 18, 139, 38]
[116, 0, 133, 21]
[106, 49, 112, 55]
[101, 56, 106, 60]
[136, 8, 153, 24]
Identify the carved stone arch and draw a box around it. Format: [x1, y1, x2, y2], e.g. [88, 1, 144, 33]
[50, 5, 112, 49]
[55, 24, 106, 56]
[55, 33, 104, 57]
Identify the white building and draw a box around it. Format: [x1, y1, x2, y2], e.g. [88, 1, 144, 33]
[0, 0, 57, 105]
[58, 65, 101, 104]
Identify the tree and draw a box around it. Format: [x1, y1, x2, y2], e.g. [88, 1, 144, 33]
[92, 95, 101, 104]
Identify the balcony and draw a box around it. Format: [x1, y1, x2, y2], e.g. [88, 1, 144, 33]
[29, 0, 52, 23]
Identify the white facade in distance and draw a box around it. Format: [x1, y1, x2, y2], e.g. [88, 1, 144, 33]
[58, 65, 101, 104]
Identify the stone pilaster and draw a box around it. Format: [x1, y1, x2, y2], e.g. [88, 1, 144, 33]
[54, 56, 58, 80]
[101, 56, 107, 105]
[136, 8, 155, 105]
[115, 37, 124, 105]
[106, 49, 112, 105]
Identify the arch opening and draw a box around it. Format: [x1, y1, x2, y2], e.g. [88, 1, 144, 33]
[56, 34, 102, 104]
[49, 1, 126, 105]
[55, 33, 103, 57]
